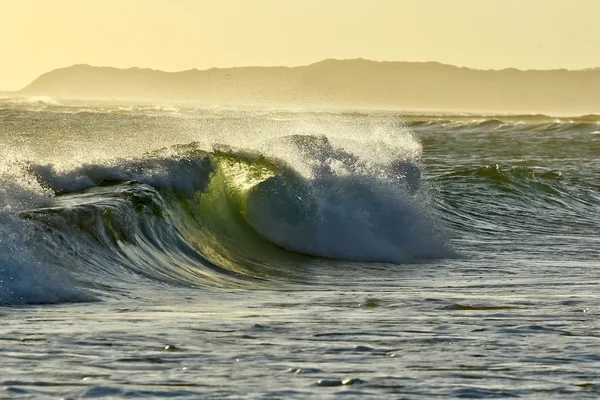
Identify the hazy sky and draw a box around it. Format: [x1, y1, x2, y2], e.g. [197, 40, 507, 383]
[2, 0, 600, 90]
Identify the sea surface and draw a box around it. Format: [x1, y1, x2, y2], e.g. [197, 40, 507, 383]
[1, 97, 599, 399]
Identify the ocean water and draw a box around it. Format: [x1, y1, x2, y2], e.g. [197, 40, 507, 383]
[1, 98, 600, 399]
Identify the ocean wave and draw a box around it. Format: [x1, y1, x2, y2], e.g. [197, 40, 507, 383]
[439, 164, 563, 184]
[406, 115, 600, 135]
[0, 135, 451, 305]
[434, 162, 600, 239]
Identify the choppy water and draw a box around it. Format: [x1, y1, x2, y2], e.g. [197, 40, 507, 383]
[1, 97, 599, 399]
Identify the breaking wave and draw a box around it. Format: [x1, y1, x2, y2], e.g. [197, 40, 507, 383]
[0, 135, 450, 305]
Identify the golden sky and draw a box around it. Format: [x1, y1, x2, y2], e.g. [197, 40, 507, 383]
[2, 0, 600, 90]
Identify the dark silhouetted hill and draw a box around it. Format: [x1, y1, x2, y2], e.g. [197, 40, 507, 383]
[17, 59, 600, 114]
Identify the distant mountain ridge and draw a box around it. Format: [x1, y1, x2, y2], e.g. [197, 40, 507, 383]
[16, 59, 600, 114]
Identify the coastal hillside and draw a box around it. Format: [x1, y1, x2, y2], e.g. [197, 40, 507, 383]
[17, 59, 600, 114]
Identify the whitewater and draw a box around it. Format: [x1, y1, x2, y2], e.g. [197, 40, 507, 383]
[1, 98, 599, 398]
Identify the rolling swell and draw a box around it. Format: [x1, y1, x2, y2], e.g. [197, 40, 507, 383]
[0, 135, 448, 305]
[435, 162, 600, 243]
[407, 116, 600, 136]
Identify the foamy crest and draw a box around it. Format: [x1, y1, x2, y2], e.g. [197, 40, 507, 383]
[0, 153, 54, 213]
[244, 131, 451, 263]
[26, 154, 212, 197]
